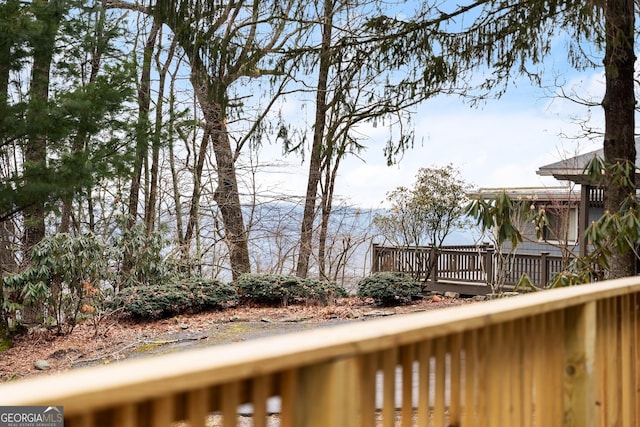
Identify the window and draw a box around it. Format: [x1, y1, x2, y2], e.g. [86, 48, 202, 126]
[543, 205, 578, 242]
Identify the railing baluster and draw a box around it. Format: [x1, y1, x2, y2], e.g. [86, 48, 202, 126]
[505, 321, 518, 427]
[433, 337, 446, 427]
[620, 294, 634, 426]
[152, 396, 173, 427]
[552, 310, 565, 422]
[487, 323, 504, 427]
[595, 300, 606, 426]
[519, 318, 533, 427]
[382, 347, 397, 427]
[279, 369, 297, 427]
[66, 413, 95, 427]
[603, 297, 620, 425]
[634, 293, 640, 425]
[476, 328, 489, 426]
[400, 344, 415, 425]
[563, 302, 596, 427]
[537, 313, 553, 427]
[449, 333, 462, 426]
[187, 388, 208, 427]
[113, 403, 136, 427]
[417, 340, 432, 427]
[358, 353, 378, 427]
[463, 330, 476, 426]
[251, 375, 271, 427]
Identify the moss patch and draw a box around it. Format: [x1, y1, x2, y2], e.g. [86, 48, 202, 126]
[0, 337, 13, 352]
[135, 342, 164, 353]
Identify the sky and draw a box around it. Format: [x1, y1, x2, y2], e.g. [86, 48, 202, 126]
[256, 68, 607, 209]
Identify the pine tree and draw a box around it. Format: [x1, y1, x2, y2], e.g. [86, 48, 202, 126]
[0, 0, 135, 328]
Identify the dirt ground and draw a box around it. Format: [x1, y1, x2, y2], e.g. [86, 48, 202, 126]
[0, 296, 474, 382]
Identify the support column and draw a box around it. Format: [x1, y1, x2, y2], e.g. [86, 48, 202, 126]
[563, 302, 596, 427]
[579, 184, 590, 258]
[294, 358, 359, 427]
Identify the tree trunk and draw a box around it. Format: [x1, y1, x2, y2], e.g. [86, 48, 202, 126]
[22, 0, 62, 323]
[145, 37, 176, 233]
[24, 0, 58, 252]
[60, 4, 106, 234]
[169, 132, 184, 245]
[0, 0, 14, 109]
[191, 75, 251, 280]
[602, 0, 636, 278]
[297, 0, 333, 278]
[127, 21, 159, 228]
[318, 139, 341, 279]
[0, 0, 19, 338]
[211, 111, 251, 280]
[183, 127, 210, 245]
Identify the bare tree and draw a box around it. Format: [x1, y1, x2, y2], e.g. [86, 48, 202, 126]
[296, 0, 424, 278]
[109, 0, 311, 279]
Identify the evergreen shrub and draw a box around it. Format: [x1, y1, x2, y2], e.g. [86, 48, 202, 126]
[300, 278, 348, 303]
[357, 272, 421, 306]
[3, 233, 109, 334]
[113, 279, 237, 320]
[235, 274, 347, 306]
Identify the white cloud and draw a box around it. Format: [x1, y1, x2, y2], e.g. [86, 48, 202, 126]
[249, 70, 613, 208]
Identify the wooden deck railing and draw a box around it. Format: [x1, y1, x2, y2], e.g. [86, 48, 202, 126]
[2, 278, 640, 426]
[371, 243, 569, 290]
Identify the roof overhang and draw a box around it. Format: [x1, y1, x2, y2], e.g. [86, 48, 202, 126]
[536, 138, 640, 186]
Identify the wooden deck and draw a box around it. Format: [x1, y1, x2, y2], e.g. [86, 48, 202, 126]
[372, 243, 570, 295]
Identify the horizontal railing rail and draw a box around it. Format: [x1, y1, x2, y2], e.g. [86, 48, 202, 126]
[1, 278, 639, 426]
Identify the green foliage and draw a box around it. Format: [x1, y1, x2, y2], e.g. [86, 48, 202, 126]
[111, 222, 174, 289]
[300, 278, 348, 302]
[374, 165, 471, 247]
[555, 155, 640, 282]
[1, 224, 187, 332]
[0, 337, 12, 352]
[513, 273, 539, 293]
[113, 279, 238, 320]
[364, 1, 600, 102]
[357, 272, 421, 306]
[465, 191, 524, 248]
[585, 208, 640, 256]
[0, 0, 136, 221]
[3, 233, 109, 334]
[186, 279, 239, 312]
[466, 191, 547, 294]
[547, 253, 606, 288]
[583, 156, 640, 258]
[235, 274, 346, 306]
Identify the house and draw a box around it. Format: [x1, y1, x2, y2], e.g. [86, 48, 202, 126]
[373, 140, 639, 292]
[534, 141, 631, 257]
[470, 186, 581, 257]
[477, 139, 640, 257]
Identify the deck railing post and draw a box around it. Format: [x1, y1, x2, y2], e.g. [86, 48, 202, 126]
[540, 252, 549, 288]
[484, 244, 494, 286]
[430, 246, 439, 283]
[372, 244, 380, 273]
[563, 302, 596, 427]
[293, 358, 359, 427]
